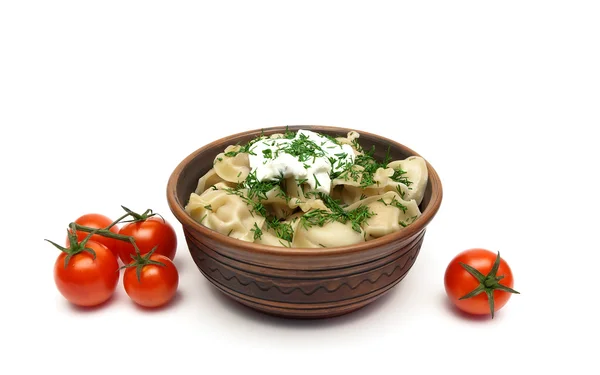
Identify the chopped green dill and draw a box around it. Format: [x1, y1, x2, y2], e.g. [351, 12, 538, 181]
[396, 185, 406, 199]
[321, 133, 341, 145]
[241, 170, 281, 201]
[262, 149, 273, 159]
[280, 133, 326, 163]
[299, 193, 374, 233]
[274, 185, 291, 203]
[227, 229, 233, 236]
[383, 145, 392, 165]
[237, 171, 242, 177]
[199, 214, 207, 223]
[296, 178, 308, 185]
[251, 222, 263, 240]
[350, 138, 363, 153]
[283, 126, 295, 139]
[204, 204, 212, 211]
[266, 217, 294, 242]
[328, 157, 337, 170]
[399, 215, 418, 227]
[223, 135, 265, 157]
[223, 187, 268, 217]
[313, 174, 321, 188]
[378, 195, 408, 213]
[390, 168, 412, 186]
[222, 171, 294, 241]
[319, 243, 326, 248]
[211, 185, 218, 191]
[217, 157, 223, 162]
[333, 143, 408, 188]
[279, 240, 291, 247]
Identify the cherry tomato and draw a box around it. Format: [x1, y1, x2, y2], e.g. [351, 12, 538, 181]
[115, 217, 177, 263]
[123, 253, 179, 308]
[444, 248, 519, 318]
[67, 213, 119, 257]
[54, 241, 120, 307]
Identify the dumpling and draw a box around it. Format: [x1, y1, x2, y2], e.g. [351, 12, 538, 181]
[254, 229, 291, 247]
[269, 133, 286, 139]
[357, 191, 422, 240]
[292, 213, 366, 248]
[260, 186, 294, 220]
[184, 182, 266, 242]
[335, 131, 363, 155]
[284, 177, 328, 212]
[253, 212, 301, 247]
[213, 145, 251, 183]
[194, 168, 228, 194]
[331, 165, 390, 205]
[386, 156, 428, 205]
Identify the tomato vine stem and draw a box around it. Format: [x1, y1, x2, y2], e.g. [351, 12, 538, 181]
[70, 223, 144, 258]
[45, 223, 101, 268]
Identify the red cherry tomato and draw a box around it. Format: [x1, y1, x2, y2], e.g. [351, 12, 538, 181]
[116, 217, 177, 263]
[54, 241, 120, 307]
[123, 253, 179, 308]
[444, 248, 519, 318]
[67, 213, 119, 257]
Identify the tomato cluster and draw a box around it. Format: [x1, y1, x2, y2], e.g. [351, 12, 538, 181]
[47, 207, 180, 308]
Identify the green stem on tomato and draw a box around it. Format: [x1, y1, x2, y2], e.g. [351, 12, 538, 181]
[119, 247, 166, 282]
[70, 223, 144, 256]
[46, 223, 101, 268]
[104, 213, 131, 231]
[119, 205, 164, 223]
[458, 251, 520, 319]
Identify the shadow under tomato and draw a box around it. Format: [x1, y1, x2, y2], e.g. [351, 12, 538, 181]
[441, 292, 495, 322]
[207, 281, 403, 329]
[130, 290, 184, 313]
[65, 293, 118, 313]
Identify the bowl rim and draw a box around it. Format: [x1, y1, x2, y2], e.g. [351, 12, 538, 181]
[166, 125, 443, 256]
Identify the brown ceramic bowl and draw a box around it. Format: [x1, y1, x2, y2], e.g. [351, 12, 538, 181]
[167, 125, 443, 319]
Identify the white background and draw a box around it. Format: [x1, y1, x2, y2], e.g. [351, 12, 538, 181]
[1, 1, 598, 374]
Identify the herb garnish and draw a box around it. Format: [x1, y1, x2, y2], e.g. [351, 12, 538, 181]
[390, 168, 412, 186]
[299, 193, 374, 233]
[377, 195, 408, 213]
[251, 223, 263, 240]
[223, 135, 265, 157]
[313, 174, 321, 189]
[280, 133, 326, 162]
[265, 217, 294, 242]
[399, 215, 418, 227]
[333, 144, 412, 188]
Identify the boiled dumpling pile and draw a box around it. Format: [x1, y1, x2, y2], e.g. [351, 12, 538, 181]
[184, 129, 428, 248]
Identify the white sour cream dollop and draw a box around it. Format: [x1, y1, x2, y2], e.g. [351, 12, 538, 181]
[247, 129, 355, 194]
